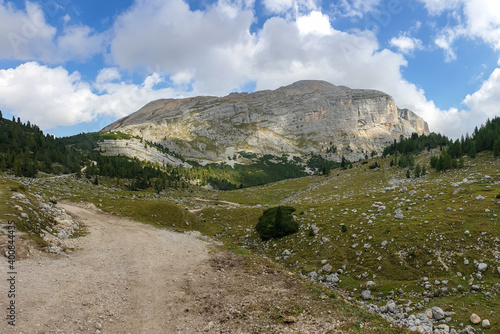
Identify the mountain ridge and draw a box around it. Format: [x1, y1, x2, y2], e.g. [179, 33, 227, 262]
[103, 80, 429, 162]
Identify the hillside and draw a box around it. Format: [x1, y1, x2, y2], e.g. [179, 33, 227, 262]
[102, 80, 429, 163]
[2, 146, 498, 333]
[1, 109, 499, 334]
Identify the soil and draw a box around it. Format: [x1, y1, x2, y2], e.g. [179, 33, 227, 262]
[0, 202, 349, 333]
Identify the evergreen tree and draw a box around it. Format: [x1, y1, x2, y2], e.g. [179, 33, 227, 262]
[493, 139, 500, 157]
[414, 164, 421, 178]
[468, 145, 477, 158]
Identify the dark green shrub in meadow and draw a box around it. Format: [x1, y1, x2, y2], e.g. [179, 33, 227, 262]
[256, 206, 299, 241]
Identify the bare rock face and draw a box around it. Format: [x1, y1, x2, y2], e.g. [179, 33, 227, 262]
[102, 80, 429, 162]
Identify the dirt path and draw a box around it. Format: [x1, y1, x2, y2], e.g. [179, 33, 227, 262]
[193, 197, 240, 206]
[0, 202, 215, 333]
[0, 202, 353, 334]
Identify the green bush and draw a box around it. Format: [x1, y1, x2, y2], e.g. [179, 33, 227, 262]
[256, 206, 299, 241]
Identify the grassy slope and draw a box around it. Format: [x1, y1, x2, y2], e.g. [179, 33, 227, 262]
[212, 150, 500, 330]
[2, 149, 499, 332]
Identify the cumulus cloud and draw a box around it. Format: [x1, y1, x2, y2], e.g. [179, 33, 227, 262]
[262, 0, 318, 14]
[0, 62, 180, 130]
[390, 35, 424, 54]
[463, 68, 500, 121]
[296, 10, 333, 36]
[420, 0, 500, 56]
[0, 1, 104, 62]
[110, 0, 256, 94]
[96, 68, 121, 84]
[56, 25, 106, 61]
[0, 0, 495, 139]
[108, 0, 469, 136]
[0, 1, 56, 60]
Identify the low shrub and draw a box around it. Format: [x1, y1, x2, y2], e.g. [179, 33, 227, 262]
[256, 206, 298, 241]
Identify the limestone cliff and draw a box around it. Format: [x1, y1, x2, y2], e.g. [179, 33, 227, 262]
[102, 80, 429, 162]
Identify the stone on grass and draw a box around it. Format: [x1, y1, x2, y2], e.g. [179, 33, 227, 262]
[386, 301, 397, 313]
[361, 290, 373, 300]
[482, 319, 491, 329]
[394, 209, 405, 219]
[431, 306, 445, 320]
[283, 316, 297, 323]
[470, 313, 481, 324]
[477, 262, 488, 272]
[366, 280, 376, 289]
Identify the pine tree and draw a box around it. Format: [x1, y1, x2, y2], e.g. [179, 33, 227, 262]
[414, 164, 421, 178]
[469, 145, 477, 158]
[493, 139, 500, 157]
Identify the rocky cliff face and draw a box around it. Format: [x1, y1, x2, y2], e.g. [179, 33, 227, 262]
[102, 80, 429, 162]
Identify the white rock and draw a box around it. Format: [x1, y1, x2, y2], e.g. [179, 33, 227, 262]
[477, 263, 488, 272]
[470, 313, 481, 324]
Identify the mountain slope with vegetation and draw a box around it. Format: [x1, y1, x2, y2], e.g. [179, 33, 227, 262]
[1, 107, 500, 333]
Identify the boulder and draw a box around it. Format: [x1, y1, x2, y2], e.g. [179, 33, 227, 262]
[361, 290, 373, 300]
[394, 209, 405, 219]
[470, 313, 481, 324]
[387, 301, 397, 313]
[283, 316, 297, 323]
[431, 306, 445, 320]
[477, 263, 487, 272]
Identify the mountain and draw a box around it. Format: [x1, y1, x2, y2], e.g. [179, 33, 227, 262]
[103, 80, 429, 162]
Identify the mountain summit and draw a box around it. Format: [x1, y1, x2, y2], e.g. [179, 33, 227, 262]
[103, 80, 429, 162]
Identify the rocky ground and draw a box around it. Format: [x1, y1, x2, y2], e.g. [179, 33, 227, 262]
[0, 201, 397, 334]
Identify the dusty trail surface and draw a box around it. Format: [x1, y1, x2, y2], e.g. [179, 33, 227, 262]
[0, 202, 349, 334]
[0, 202, 214, 333]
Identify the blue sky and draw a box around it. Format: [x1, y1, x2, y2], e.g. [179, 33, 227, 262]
[0, 0, 499, 138]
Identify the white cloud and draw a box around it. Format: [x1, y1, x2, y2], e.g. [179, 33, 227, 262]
[296, 10, 332, 36]
[0, 1, 56, 60]
[56, 25, 106, 61]
[390, 35, 424, 54]
[418, 0, 462, 14]
[110, 0, 256, 94]
[0, 0, 491, 139]
[434, 26, 467, 62]
[420, 0, 500, 58]
[262, 0, 318, 14]
[463, 68, 500, 120]
[335, 0, 382, 18]
[463, 0, 500, 50]
[96, 68, 121, 84]
[0, 62, 180, 130]
[0, 1, 104, 62]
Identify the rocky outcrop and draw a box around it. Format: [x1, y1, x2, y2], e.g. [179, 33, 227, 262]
[103, 80, 429, 162]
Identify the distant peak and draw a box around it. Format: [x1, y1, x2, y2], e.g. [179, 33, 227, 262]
[278, 80, 351, 93]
